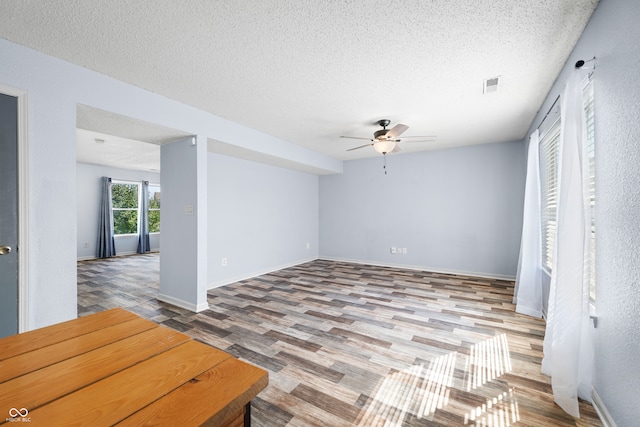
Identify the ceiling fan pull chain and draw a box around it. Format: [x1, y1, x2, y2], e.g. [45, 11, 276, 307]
[383, 153, 388, 175]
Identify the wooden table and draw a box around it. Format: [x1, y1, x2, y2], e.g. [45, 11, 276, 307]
[0, 308, 268, 426]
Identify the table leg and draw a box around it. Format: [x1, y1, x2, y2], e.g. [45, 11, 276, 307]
[244, 402, 251, 427]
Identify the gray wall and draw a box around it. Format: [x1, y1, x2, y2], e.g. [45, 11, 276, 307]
[76, 162, 160, 259]
[159, 136, 209, 312]
[207, 153, 319, 288]
[319, 140, 526, 279]
[524, 0, 640, 424]
[0, 36, 336, 330]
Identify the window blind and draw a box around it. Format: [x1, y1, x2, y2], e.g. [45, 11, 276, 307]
[538, 77, 596, 302]
[584, 79, 596, 302]
[539, 116, 561, 272]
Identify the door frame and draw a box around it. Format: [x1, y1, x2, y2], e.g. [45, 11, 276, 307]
[0, 83, 30, 333]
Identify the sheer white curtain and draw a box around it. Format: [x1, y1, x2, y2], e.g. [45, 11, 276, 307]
[514, 130, 544, 318]
[541, 69, 594, 417]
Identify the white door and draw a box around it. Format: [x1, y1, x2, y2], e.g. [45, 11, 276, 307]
[0, 92, 18, 338]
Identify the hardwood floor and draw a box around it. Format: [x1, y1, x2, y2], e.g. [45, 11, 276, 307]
[77, 254, 602, 426]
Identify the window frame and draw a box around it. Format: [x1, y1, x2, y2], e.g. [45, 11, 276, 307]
[111, 180, 141, 237]
[148, 183, 161, 234]
[538, 77, 596, 303]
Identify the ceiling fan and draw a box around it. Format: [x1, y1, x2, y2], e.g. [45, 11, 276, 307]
[341, 119, 437, 155]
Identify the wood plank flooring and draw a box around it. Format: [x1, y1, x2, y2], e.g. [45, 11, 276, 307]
[77, 254, 602, 426]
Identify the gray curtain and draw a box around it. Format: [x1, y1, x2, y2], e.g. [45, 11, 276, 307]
[96, 177, 116, 258]
[137, 180, 150, 253]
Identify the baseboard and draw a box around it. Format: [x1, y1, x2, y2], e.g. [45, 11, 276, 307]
[592, 388, 617, 427]
[208, 257, 317, 290]
[158, 293, 209, 313]
[318, 256, 516, 282]
[77, 249, 159, 262]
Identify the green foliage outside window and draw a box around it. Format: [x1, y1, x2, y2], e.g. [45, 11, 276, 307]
[149, 186, 161, 233]
[112, 183, 139, 235]
[113, 210, 138, 234]
[111, 182, 161, 235]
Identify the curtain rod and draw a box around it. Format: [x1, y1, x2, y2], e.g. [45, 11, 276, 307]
[535, 57, 596, 131]
[536, 94, 560, 132]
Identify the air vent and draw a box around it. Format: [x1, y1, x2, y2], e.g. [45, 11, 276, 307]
[483, 76, 501, 94]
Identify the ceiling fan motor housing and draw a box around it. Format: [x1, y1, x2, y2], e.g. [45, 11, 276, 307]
[374, 129, 389, 140]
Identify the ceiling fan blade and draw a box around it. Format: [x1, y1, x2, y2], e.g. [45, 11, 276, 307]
[340, 136, 374, 141]
[398, 135, 437, 140]
[399, 138, 438, 144]
[346, 143, 373, 151]
[385, 124, 409, 139]
[391, 144, 402, 153]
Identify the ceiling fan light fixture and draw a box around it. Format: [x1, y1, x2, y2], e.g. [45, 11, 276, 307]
[374, 140, 396, 154]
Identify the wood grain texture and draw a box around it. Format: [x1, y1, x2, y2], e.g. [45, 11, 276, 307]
[78, 254, 602, 426]
[0, 317, 157, 382]
[27, 340, 230, 426]
[0, 326, 190, 419]
[117, 357, 267, 426]
[0, 307, 137, 361]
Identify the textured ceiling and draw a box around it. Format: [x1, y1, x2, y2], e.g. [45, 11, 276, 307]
[76, 128, 161, 172]
[0, 0, 598, 165]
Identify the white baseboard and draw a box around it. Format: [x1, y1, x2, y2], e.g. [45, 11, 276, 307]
[158, 293, 209, 313]
[207, 257, 317, 290]
[592, 388, 617, 427]
[77, 249, 159, 262]
[319, 256, 516, 281]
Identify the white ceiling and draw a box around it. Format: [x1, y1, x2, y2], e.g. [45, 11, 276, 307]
[0, 0, 598, 168]
[77, 128, 161, 172]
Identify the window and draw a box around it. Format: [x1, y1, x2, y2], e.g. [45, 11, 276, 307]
[112, 182, 139, 235]
[111, 181, 162, 236]
[148, 184, 161, 233]
[584, 79, 596, 302]
[538, 78, 596, 302]
[539, 113, 561, 272]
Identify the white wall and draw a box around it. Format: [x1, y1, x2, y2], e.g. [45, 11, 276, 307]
[207, 153, 319, 288]
[523, 0, 640, 425]
[76, 162, 160, 259]
[0, 37, 338, 329]
[319, 140, 526, 279]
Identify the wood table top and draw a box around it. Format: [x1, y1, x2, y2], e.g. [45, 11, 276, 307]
[0, 308, 268, 426]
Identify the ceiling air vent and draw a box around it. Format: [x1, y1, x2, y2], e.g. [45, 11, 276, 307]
[483, 76, 501, 94]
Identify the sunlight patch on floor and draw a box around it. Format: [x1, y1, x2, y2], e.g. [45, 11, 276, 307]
[357, 334, 517, 426]
[464, 389, 520, 426]
[466, 333, 513, 391]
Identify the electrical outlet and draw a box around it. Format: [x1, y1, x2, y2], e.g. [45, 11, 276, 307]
[402, 248, 407, 254]
[306, 242, 310, 250]
[221, 257, 227, 267]
[391, 247, 396, 254]
[83, 242, 88, 248]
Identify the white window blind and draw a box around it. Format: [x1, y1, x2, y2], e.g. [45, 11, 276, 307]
[539, 116, 561, 272]
[538, 78, 596, 302]
[584, 79, 596, 302]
